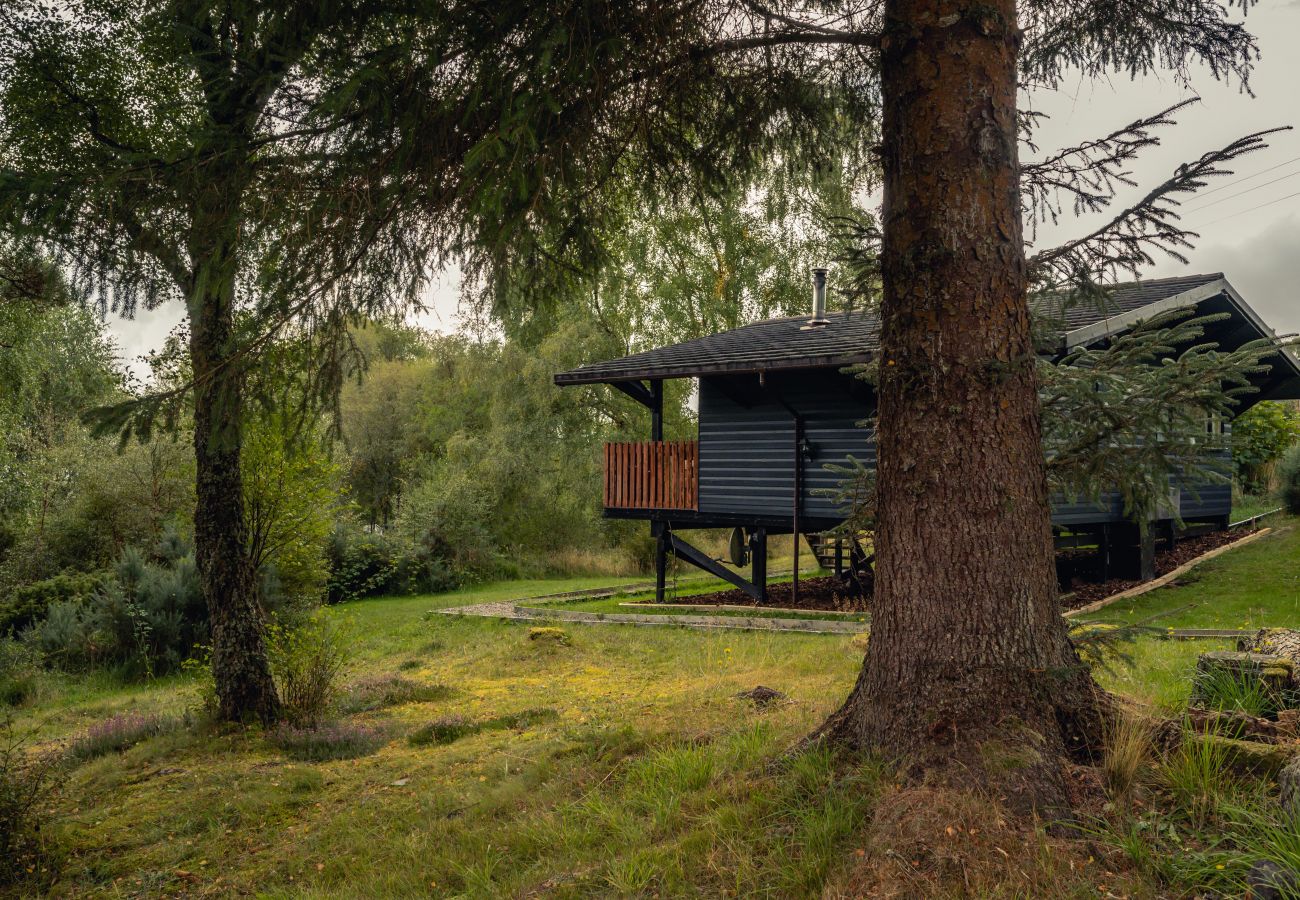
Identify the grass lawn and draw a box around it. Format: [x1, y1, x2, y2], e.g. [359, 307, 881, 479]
[6, 520, 1299, 897]
[1088, 521, 1300, 631]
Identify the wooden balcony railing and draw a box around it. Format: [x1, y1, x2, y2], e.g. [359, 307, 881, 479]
[604, 440, 699, 510]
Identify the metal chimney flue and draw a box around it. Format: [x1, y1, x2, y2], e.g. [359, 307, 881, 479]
[804, 267, 829, 329]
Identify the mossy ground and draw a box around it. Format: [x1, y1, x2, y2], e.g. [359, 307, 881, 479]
[7, 523, 1299, 897]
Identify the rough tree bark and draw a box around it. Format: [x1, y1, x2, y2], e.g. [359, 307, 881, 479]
[187, 186, 281, 725]
[814, 0, 1108, 814]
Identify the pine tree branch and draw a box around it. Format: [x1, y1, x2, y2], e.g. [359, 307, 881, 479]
[1029, 126, 1289, 285]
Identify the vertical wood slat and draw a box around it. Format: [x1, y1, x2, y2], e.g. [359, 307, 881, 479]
[601, 440, 699, 511]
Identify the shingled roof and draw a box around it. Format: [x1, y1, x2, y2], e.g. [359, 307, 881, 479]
[551, 273, 1249, 386]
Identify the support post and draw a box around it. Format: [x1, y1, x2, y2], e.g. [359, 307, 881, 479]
[653, 521, 668, 603]
[1099, 524, 1111, 582]
[791, 417, 802, 605]
[650, 380, 663, 442]
[667, 532, 763, 600]
[750, 528, 767, 604]
[1140, 521, 1156, 582]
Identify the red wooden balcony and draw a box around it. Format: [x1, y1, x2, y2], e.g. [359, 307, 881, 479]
[604, 440, 699, 510]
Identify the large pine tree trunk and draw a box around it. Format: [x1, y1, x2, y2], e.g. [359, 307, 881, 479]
[817, 0, 1107, 813]
[188, 244, 281, 725]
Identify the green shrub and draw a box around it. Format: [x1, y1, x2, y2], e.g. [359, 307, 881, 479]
[21, 533, 260, 679]
[0, 640, 41, 707]
[1, 717, 59, 889]
[267, 610, 351, 727]
[0, 571, 109, 636]
[1232, 402, 1300, 493]
[1280, 444, 1300, 516]
[324, 522, 409, 603]
[392, 468, 503, 589]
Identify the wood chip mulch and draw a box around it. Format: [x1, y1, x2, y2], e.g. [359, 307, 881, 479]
[1059, 527, 1256, 612]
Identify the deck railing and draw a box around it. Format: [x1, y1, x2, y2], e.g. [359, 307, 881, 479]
[604, 440, 699, 510]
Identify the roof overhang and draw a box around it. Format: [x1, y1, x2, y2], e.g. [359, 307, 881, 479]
[552, 351, 874, 387]
[1060, 276, 1300, 404]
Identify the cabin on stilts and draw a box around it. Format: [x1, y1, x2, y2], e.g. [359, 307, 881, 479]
[554, 272, 1300, 603]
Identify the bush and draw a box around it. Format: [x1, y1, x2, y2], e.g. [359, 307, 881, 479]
[392, 467, 503, 589]
[0, 639, 41, 707]
[1233, 402, 1300, 493]
[0, 571, 109, 636]
[22, 535, 248, 678]
[324, 522, 409, 603]
[267, 610, 351, 727]
[266, 722, 386, 761]
[67, 712, 177, 762]
[1280, 444, 1300, 516]
[1, 717, 58, 888]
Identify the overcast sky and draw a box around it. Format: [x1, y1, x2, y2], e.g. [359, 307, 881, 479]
[107, 1, 1300, 378]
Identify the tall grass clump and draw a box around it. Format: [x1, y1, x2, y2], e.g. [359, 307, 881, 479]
[1102, 710, 1157, 803]
[1161, 723, 1236, 827]
[1193, 666, 1280, 718]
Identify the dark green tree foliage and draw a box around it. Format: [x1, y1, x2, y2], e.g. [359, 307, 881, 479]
[1040, 311, 1278, 521]
[0, 0, 871, 720]
[0, 1, 461, 721]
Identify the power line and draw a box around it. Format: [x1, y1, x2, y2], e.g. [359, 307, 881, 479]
[1184, 167, 1300, 212]
[1191, 153, 1300, 200]
[1199, 189, 1300, 226]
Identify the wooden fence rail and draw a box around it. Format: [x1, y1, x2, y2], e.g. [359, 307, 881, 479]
[604, 440, 698, 510]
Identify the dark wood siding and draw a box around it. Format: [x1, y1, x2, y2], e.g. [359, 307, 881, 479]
[697, 371, 874, 521]
[696, 369, 1232, 526]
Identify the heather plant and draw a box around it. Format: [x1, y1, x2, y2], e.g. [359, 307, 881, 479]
[408, 715, 480, 747]
[338, 675, 453, 714]
[266, 722, 386, 762]
[67, 713, 177, 762]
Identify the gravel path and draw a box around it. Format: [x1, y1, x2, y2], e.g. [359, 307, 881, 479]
[437, 591, 866, 635]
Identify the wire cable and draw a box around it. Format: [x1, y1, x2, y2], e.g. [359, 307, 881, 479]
[1184, 166, 1300, 212]
[1191, 153, 1300, 200]
[1198, 189, 1300, 226]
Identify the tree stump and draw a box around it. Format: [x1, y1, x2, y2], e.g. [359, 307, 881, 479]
[1239, 628, 1300, 662]
[1279, 755, 1300, 819]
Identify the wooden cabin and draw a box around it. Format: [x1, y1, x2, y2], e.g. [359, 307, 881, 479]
[554, 274, 1300, 602]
